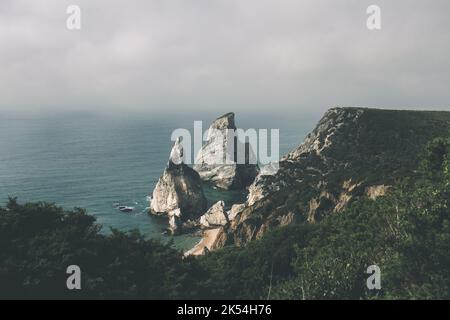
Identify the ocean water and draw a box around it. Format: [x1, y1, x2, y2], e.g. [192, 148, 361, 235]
[0, 112, 316, 249]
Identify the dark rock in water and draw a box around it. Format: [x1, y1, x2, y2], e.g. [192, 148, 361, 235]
[194, 112, 259, 190]
[150, 137, 207, 234]
[118, 206, 134, 213]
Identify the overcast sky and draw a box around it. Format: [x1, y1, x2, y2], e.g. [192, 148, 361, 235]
[1, 0, 449, 116]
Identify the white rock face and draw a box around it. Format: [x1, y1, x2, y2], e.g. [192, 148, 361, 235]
[150, 138, 207, 232]
[228, 203, 246, 221]
[184, 227, 225, 256]
[168, 208, 182, 234]
[199, 201, 229, 228]
[194, 112, 259, 190]
[169, 136, 184, 165]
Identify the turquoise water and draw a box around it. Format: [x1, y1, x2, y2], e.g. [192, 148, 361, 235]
[0, 112, 316, 249]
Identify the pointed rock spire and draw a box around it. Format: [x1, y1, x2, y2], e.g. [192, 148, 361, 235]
[150, 138, 207, 234]
[169, 136, 184, 165]
[194, 112, 259, 190]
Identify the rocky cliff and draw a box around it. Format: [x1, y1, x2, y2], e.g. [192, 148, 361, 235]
[199, 200, 229, 228]
[194, 112, 259, 190]
[213, 107, 450, 247]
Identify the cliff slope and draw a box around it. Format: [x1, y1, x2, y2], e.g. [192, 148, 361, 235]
[219, 107, 450, 246]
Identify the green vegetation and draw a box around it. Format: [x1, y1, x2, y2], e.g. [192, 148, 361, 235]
[321, 109, 450, 192]
[198, 131, 450, 300]
[1, 131, 449, 299]
[0, 201, 203, 299]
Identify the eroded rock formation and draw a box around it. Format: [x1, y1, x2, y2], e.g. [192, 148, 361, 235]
[150, 137, 207, 234]
[199, 201, 229, 228]
[194, 112, 259, 190]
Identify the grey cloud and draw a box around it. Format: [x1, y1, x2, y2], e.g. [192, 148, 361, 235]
[0, 0, 449, 116]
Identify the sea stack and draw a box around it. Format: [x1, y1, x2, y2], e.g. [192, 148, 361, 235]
[150, 137, 207, 234]
[194, 112, 259, 190]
